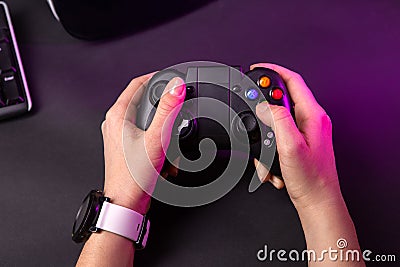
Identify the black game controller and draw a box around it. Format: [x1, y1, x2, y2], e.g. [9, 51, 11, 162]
[136, 64, 294, 179]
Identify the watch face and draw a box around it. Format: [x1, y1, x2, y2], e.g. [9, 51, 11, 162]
[73, 194, 91, 234]
[72, 190, 104, 243]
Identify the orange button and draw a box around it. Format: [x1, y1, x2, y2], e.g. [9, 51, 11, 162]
[258, 76, 271, 88]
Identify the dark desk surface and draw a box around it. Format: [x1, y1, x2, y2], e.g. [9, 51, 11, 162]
[1, 0, 399, 266]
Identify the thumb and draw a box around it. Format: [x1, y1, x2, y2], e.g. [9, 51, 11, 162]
[256, 102, 306, 158]
[147, 77, 186, 148]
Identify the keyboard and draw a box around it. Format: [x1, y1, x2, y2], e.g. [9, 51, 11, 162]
[0, 1, 31, 120]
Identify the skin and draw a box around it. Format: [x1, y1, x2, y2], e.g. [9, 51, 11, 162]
[76, 63, 365, 266]
[76, 74, 187, 267]
[252, 63, 364, 266]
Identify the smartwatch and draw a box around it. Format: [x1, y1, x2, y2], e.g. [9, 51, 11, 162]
[72, 190, 150, 249]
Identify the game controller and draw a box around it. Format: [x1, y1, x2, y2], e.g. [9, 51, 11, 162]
[136, 64, 294, 179]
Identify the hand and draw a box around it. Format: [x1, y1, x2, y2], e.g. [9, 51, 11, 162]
[101, 73, 186, 214]
[253, 63, 341, 210]
[77, 74, 185, 267]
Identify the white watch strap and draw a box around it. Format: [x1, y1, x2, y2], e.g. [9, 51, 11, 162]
[95, 201, 150, 247]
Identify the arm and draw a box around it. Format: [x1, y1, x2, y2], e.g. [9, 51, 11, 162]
[253, 63, 365, 266]
[76, 74, 186, 266]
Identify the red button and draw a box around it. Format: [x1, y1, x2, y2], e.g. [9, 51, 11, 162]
[271, 88, 284, 100]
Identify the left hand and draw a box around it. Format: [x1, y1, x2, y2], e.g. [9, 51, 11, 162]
[101, 73, 186, 214]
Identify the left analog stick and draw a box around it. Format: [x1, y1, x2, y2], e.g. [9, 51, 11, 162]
[150, 81, 168, 105]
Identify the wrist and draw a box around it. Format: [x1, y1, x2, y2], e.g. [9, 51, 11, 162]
[294, 189, 353, 240]
[295, 193, 347, 220]
[290, 179, 344, 213]
[103, 186, 151, 215]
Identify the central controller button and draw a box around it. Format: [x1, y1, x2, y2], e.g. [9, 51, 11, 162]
[245, 88, 259, 100]
[267, 131, 274, 138]
[258, 75, 271, 88]
[263, 139, 271, 146]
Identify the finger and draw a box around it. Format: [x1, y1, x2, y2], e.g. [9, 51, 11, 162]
[254, 158, 272, 183]
[167, 164, 179, 177]
[269, 175, 285, 189]
[160, 161, 170, 177]
[251, 63, 331, 146]
[147, 77, 186, 148]
[250, 63, 327, 126]
[256, 102, 303, 140]
[256, 102, 308, 157]
[161, 171, 168, 179]
[172, 156, 181, 167]
[250, 63, 318, 108]
[167, 156, 181, 177]
[254, 159, 285, 189]
[161, 159, 179, 178]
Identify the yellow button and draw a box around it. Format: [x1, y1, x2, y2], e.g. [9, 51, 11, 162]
[258, 76, 271, 88]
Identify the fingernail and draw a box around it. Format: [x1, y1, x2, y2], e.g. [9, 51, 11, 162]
[169, 77, 186, 97]
[254, 158, 270, 183]
[160, 171, 168, 179]
[170, 167, 179, 177]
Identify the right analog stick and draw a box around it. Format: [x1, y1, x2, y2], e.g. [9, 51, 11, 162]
[238, 112, 257, 133]
[233, 112, 260, 144]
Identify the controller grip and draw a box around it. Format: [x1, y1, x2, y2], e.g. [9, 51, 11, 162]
[245, 67, 294, 179]
[136, 69, 185, 131]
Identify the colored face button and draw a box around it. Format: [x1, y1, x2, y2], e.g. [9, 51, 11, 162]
[245, 88, 259, 100]
[258, 76, 271, 88]
[271, 88, 284, 100]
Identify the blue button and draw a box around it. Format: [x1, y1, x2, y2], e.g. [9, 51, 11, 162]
[245, 88, 259, 100]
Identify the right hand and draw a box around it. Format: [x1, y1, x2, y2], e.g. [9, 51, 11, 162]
[253, 63, 342, 210]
